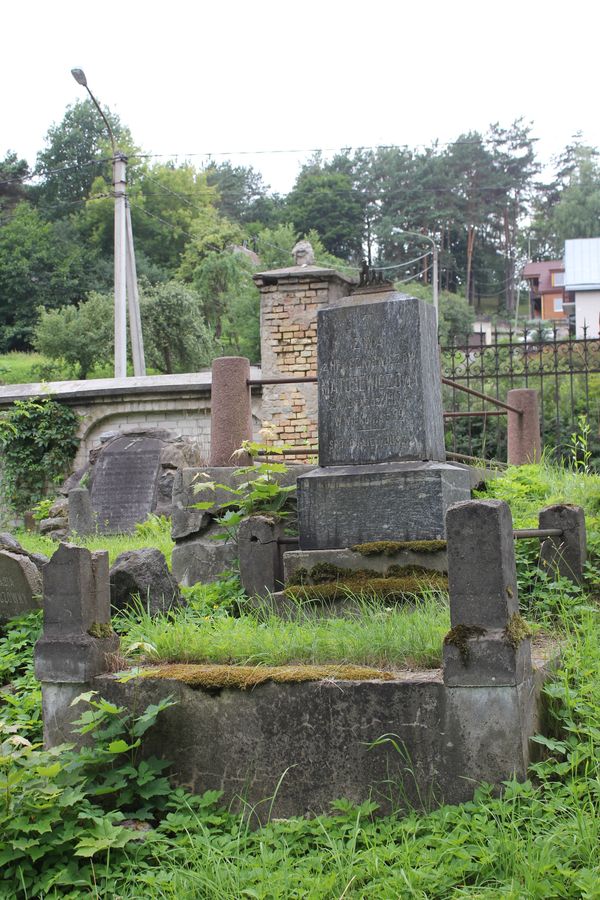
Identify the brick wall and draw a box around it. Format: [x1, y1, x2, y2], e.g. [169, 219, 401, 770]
[255, 266, 355, 450]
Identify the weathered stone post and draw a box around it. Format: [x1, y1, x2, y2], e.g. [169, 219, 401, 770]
[539, 504, 587, 584]
[443, 499, 531, 686]
[507, 388, 541, 465]
[441, 499, 537, 789]
[238, 515, 287, 598]
[210, 356, 253, 467]
[35, 543, 119, 747]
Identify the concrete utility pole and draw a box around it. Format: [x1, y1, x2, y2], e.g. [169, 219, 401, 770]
[70, 68, 145, 377]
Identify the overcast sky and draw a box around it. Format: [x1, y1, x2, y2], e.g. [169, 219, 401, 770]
[2, 0, 598, 194]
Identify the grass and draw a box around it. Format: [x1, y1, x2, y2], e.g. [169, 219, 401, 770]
[15, 514, 175, 567]
[118, 591, 450, 670]
[0, 352, 54, 385]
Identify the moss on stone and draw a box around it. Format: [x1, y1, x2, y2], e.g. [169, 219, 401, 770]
[287, 566, 309, 586]
[137, 663, 395, 689]
[285, 570, 448, 604]
[351, 540, 447, 556]
[309, 562, 345, 584]
[88, 622, 114, 639]
[444, 624, 486, 665]
[504, 613, 532, 649]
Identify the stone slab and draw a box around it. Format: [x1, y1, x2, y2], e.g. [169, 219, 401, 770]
[297, 462, 471, 550]
[0, 551, 43, 623]
[171, 525, 237, 587]
[317, 296, 445, 466]
[89, 434, 163, 533]
[172, 465, 316, 540]
[283, 547, 448, 583]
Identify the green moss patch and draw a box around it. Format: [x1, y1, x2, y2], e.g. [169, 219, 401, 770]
[88, 622, 114, 639]
[444, 624, 487, 664]
[351, 540, 447, 556]
[285, 570, 448, 603]
[504, 613, 532, 648]
[138, 663, 396, 689]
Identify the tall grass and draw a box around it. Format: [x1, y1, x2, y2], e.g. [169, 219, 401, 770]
[119, 592, 450, 670]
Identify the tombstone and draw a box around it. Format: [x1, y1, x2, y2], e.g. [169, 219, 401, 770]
[0, 551, 43, 623]
[297, 296, 471, 549]
[87, 433, 164, 533]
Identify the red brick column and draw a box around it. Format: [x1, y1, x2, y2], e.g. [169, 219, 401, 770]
[507, 389, 541, 465]
[210, 357, 253, 466]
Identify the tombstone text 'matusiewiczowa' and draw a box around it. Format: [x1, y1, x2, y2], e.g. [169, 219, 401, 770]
[297, 295, 471, 549]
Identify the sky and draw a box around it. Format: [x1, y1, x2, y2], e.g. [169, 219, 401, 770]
[2, 0, 599, 194]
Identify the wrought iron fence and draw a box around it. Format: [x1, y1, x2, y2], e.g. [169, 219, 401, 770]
[442, 325, 600, 466]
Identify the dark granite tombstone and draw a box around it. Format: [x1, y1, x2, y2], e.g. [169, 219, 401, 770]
[297, 294, 471, 549]
[0, 551, 43, 623]
[318, 297, 445, 465]
[89, 435, 164, 533]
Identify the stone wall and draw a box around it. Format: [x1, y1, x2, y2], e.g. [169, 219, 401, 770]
[254, 266, 355, 448]
[0, 371, 263, 472]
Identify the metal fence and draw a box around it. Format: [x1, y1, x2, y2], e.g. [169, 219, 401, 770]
[442, 326, 600, 466]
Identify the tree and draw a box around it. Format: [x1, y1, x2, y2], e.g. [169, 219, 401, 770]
[140, 281, 217, 373]
[204, 161, 282, 228]
[0, 203, 90, 350]
[285, 159, 364, 260]
[539, 146, 600, 250]
[0, 152, 30, 214]
[34, 292, 113, 378]
[34, 99, 135, 216]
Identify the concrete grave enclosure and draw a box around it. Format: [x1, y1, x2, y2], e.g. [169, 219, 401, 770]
[33, 277, 568, 817]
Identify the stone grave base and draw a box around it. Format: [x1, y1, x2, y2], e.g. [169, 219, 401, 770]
[85, 654, 551, 820]
[297, 461, 471, 550]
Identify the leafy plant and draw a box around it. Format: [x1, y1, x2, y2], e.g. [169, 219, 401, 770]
[568, 413, 592, 473]
[193, 438, 297, 541]
[0, 397, 79, 514]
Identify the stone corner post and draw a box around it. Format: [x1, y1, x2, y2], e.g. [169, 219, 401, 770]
[539, 504, 587, 584]
[210, 356, 253, 467]
[443, 499, 531, 687]
[507, 388, 541, 466]
[34, 543, 119, 747]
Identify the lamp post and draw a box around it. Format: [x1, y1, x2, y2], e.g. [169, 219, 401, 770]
[394, 230, 439, 327]
[70, 68, 145, 377]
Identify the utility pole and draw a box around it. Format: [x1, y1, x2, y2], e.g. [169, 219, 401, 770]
[70, 68, 146, 377]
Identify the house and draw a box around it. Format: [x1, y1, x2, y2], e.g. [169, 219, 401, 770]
[522, 260, 567, 322]
[564, 237, 600, 338]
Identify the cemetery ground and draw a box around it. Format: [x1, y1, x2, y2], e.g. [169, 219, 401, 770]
[1, 463, 600, 897]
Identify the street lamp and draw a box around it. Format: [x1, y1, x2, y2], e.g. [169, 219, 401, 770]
[70, 67, 145, 378]
[394, 230, 439, 327]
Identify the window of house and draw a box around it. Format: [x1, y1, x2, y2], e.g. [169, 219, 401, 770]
[552, 272, 565, 286]
[554, 297, 564, 312]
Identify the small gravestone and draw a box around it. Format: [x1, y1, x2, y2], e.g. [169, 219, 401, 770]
[0, 551, 43, 623]
[89, 434, 164, 533]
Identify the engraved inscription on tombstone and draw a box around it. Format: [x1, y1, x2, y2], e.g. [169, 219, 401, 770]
[89, 435, 163, 533]
[317, 296, 445, 466]
[0, 551, 43, 623]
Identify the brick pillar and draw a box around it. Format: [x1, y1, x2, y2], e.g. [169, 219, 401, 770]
[507, 389, 541, 465]
[253, 267, 355, 450]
